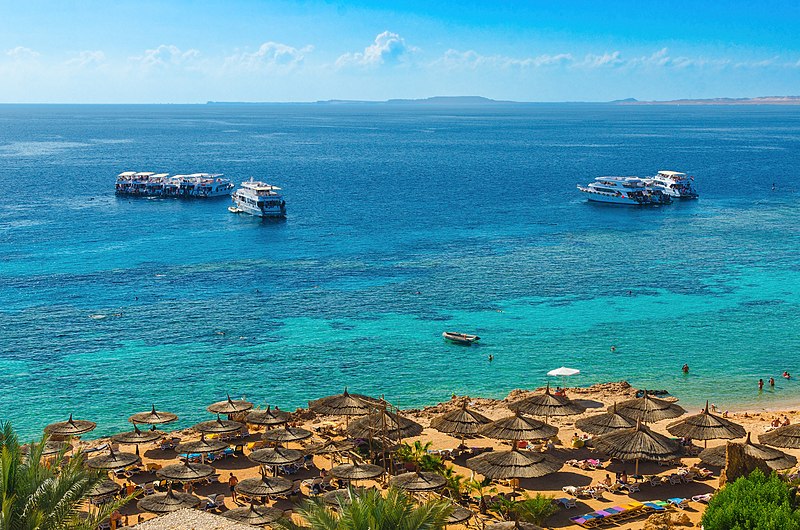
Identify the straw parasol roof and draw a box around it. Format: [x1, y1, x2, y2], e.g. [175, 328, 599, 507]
[222, 504, 284, 525]
[478, 412, 558, 441]
[331, 462, 384, 481]
[156, 461, 215, 482]
[575, 403, 637, 435]
[21, 440, 70, 456]
[447, 505, 474, 525]
[86, 448, 141, 470]
[175, 436, 229, 454]
[248, 446, 304, 466]
[613, 390, 686, 423]
[347, 409, 423, 440]
[207, 394, 254, 415]
[430, 404, 491, 437]
[246, 405, 291, 426]
[592, 420, 684, 474]
[486, 522, 543, 530]
[43, 414, 96, 437]
[309, 388, 375, 416]
[509, 384, 586, 419]
[666, 402, 746, 441]
[137, 488, 200, 514]
[262, 427, 313, 443]
[759, 424, 800, 449]
[193, 416, 244, 434]
[324, 487, 365, 506]
[699, 433, 797, 470]
[87, 479, 121, 498]
[235, 474, 293, 497]
[465, 448, 562, 480]
[389, 471, 447, 491]
[128, 405, 178, 425]
[307, 439, 357, 455]
[111, 424, 164, 445]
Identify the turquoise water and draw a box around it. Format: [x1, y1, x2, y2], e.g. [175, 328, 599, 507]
[1, 104, 799, 440]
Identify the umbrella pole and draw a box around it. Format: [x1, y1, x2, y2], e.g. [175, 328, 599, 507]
[635, 459, 639, 476]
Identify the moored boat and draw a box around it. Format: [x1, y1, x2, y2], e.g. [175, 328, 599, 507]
[443, 332, 480, 345]
[642, 170, 698, 199]
[577, 176, 672, 205]
[231, 179, 286, 218]
[115, 172, 234, 198]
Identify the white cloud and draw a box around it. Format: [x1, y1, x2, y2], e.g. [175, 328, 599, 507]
[6, 46, 40, 61]
[336, 31, 415, 67]
[65, 50, 106, 67]
[579, 51, 623, 68]
[225, 41, 312, 71]
[132, 45, 200, 69]
[437, 49, 574, 70]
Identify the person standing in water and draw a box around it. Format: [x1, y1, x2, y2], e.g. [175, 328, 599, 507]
[682, 364, 689, 374]
[759, 379, 764, 391]
[770, 377, 775, 388]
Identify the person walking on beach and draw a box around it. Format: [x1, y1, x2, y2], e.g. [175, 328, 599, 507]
[229, 473, 239, 503]
[759, 379, 764, 391]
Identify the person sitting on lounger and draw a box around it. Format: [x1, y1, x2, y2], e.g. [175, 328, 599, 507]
[602, 474, 612, 487]
[619, 470, 629, 484]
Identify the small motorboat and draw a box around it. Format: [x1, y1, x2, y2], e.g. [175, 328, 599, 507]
[442, 332, 480, 345]
[228, 206, 243, 214]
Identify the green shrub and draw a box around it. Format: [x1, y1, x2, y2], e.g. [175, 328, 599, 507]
[702, 469, 800, 530]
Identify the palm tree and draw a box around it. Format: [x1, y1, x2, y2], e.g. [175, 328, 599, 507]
[278, 487, 453, 530]
[464, 477, 495, 515]
[0, 422, 129, 530]
[440, 466, 466, 501]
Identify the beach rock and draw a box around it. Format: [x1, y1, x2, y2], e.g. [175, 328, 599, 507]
[719, 441, 772, 487]
[674, 512, 692, 526]
[642, 512, 673, 530]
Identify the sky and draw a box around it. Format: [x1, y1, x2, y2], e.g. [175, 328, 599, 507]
[1, 0, 800, 103]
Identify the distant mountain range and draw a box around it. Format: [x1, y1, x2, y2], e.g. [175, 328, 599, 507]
[207, 95, 800, 106]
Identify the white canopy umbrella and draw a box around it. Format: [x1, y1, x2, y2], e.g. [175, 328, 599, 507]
[547, 367, 580, 377]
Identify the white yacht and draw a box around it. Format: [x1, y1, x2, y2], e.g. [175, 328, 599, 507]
[231, 179, 286, 217]
[643, 170, 698, 199]
[115, 172, 233, 198]
[577, 176, 672, 205]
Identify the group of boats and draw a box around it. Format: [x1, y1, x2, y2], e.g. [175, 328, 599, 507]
[577, 170, 698, 206]
[115, 172, 286, 218]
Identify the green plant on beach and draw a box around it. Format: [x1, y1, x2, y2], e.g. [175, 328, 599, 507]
[702, 469, 800, 530]
[277, 486, 453, 530]
[395, 441, 444, 472]
[0, 421, 130, 530]
[440, 466, 466, 501]
[465, 476, 496, 515]
[489, 493, 560, 525]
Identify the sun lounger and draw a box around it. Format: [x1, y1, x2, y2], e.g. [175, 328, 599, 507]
[692, 493, 713, 503]
[648, 475, 663, 486]
[668, 498, 689, 510]
[622, 482, 640, 494]
[555, 497, 577, 509]
[643, 502, 667, 512]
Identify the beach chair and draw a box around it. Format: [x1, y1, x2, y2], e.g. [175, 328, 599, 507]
[97, 522, 111, 530]
[668, 474, 683, 485]
[588, 488, 604, 500]
[143, 482, 155, 495]
[569, 514, 602, 528]
[303, 477, 323, 494]
[555, 497, 577, 509]
[668, 498, 689, 510]
[203, 493, 224, 511]
[643, 502, 667, 512]
[692, 493, 713, 503]
[145, 462, 162, 472]
[648, 475, 663, 486]
[623, 482, 640, 494]
[681, 471, 696, 483]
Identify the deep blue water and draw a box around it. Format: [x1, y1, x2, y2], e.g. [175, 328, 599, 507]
[1, 103, 799, 440]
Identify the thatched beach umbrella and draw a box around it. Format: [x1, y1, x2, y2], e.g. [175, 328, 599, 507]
[111, 424, 164, 456]
[87, 479, 121, 498]
[207, 394, 253, 415]
[246, 405, 291, 427]
[309, 388, 374, 417]
[307, 439, 357, 455]
[156, 461, 214, 482]
[347, 409, 423, 440]
[666, 401, 746, 447]
[175, 436, 229, 455]
[262, 426, 312, 444]
[137, 488, 200, 514]
[478, 412, 558, 441]
[324, 487, 366, 506]
[86, 448, 141, 470]
[193, 415, 243, 434]
[614, 390, 686, 424]
[248, 446, 304, 467]
[389, 471, 447, 492]
[21, 440, 71, 457]
[592, 420, 684, 474]
[331, 462, 384, 481]
[465, 448, 562, 480]
[235, 473, 293, 497]
[223, 504, 284, 525]
[446, 505, 474, 525]
[44, 414, 96, 437]
[759, 424, 800, 449]
[430, 404, 491, 441]
[509, 384, 586, 422]
[128, 405, 178, 425]
[486, 522, 543, 530]
[700, 433, 797, 470]
[575, 403, 637, 435]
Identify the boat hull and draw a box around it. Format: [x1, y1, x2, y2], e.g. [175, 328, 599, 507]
[442, 332, 479, 345]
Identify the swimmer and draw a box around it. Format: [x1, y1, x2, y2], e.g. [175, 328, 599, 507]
[784, 371, 791, 380]
[682, 363, 689, 374]
[610, 345, 617, 352]
[488, 354, 494, 362]
[770, 377, 775, 387]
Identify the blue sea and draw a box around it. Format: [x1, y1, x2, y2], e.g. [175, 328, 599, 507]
[1, 103, 799, 441]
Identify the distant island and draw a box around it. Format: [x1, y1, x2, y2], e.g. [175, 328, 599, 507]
[207, 95, 800, 106]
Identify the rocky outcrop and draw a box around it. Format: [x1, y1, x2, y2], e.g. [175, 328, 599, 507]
[719, 441, 772, 487]
[641, 512, 693, 530]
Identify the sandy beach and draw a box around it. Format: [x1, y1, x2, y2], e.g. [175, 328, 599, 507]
[60, 381, 800, 529]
